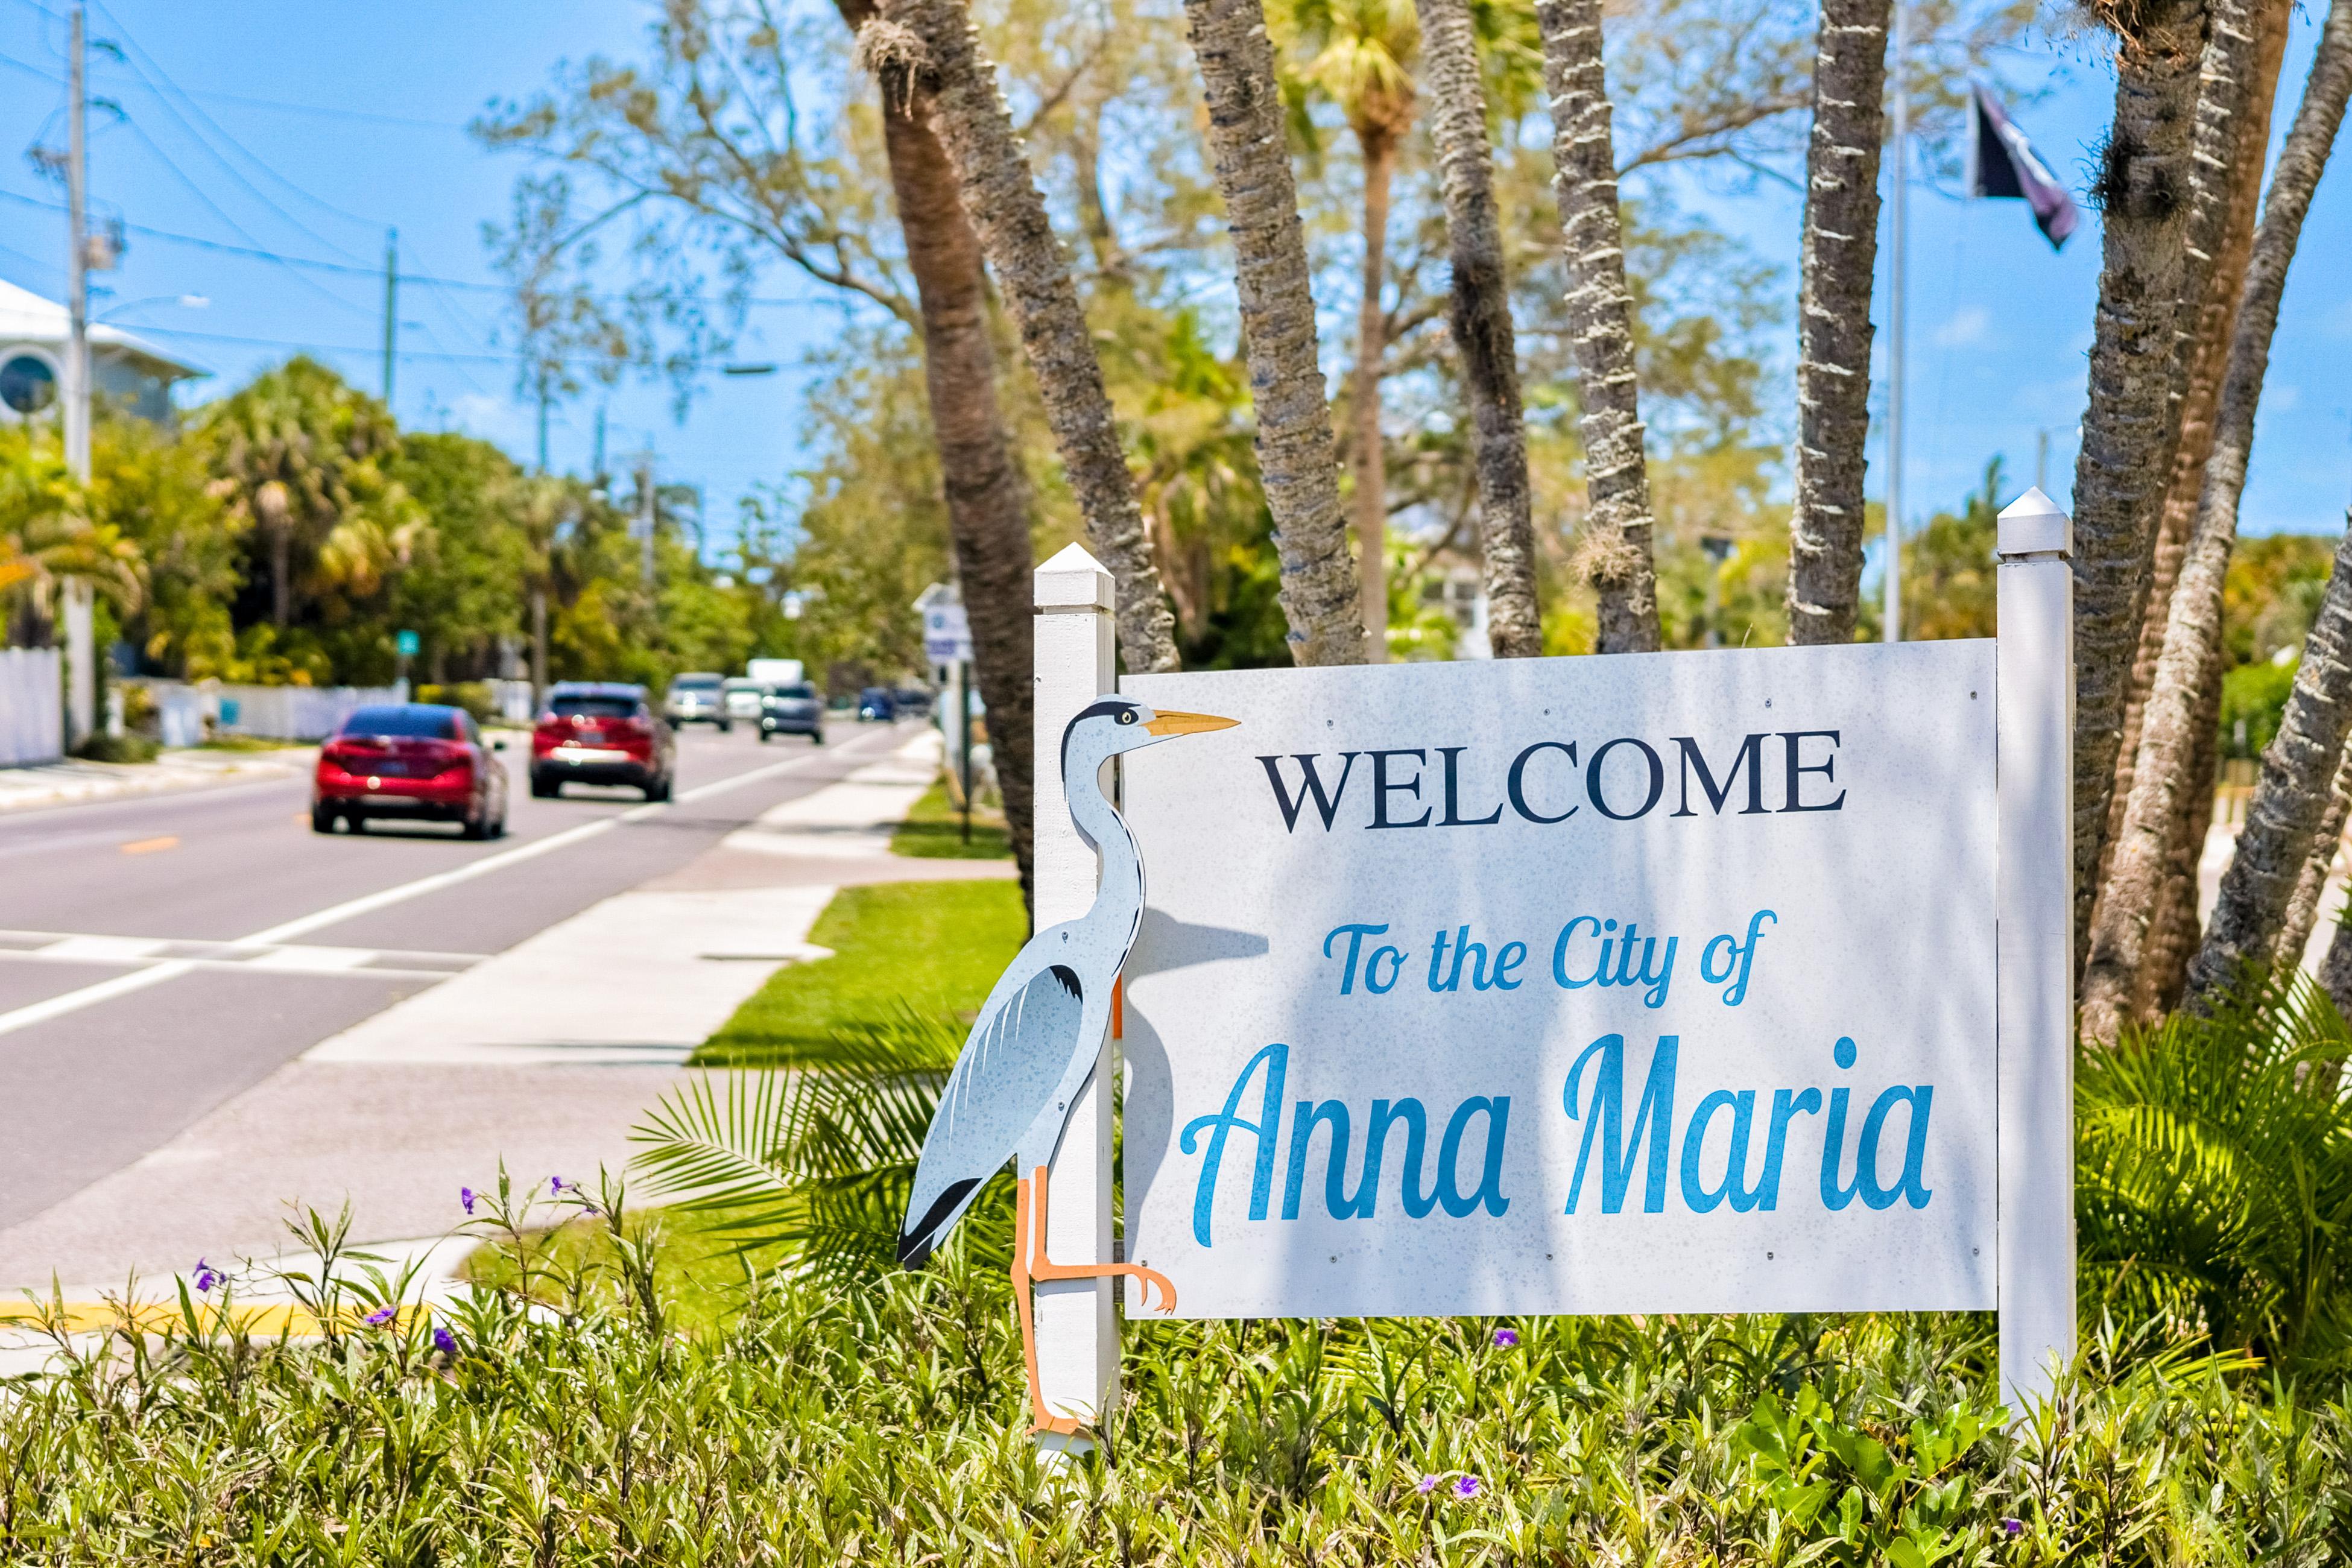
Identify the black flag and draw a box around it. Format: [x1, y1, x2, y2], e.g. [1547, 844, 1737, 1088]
[1968, 83, 2079, 250]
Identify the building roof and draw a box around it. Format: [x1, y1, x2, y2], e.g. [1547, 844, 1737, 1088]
[0, 278, 207, 382]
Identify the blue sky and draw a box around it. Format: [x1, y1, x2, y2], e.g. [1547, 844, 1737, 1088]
[2, 0, 2348, 555]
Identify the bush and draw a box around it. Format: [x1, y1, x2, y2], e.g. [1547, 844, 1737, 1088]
[7, 1176, 2349, 1564]
[2219, 656, 2298, 760]
[69, 732, 160, 764]
[414, 680, 497, 722]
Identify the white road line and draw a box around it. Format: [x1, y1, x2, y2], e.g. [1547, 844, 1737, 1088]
[0, 741, 877, 1040]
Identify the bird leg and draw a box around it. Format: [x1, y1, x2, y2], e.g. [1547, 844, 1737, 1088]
[1011, 1164, 1180, 1438]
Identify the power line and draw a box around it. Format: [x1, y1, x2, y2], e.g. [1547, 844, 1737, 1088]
[0, 187, 835, 312]
[87, 0, 381, 247]
[129, 320, 619, 368]
[108, 116, 377, 321]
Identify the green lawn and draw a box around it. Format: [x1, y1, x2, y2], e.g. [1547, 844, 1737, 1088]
[691, 879, 1025, 1066]
[888, 778, 1012, 859]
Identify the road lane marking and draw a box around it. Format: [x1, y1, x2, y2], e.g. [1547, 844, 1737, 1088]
[119, 836, 179, 855]
[0, 735, 890, 1038]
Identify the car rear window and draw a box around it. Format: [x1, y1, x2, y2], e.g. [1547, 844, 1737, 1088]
[552, 697, 637, 719]
[774, 684, 817, 700]
[341, 706, 460, 739]
[672, 675, 722, 690]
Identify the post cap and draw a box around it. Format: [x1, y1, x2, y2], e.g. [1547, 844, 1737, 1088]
[1035, 542, 1114, 612]
[1997, 488, 2071, 559]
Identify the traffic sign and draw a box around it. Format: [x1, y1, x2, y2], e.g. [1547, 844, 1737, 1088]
[395, 629, 420, 657]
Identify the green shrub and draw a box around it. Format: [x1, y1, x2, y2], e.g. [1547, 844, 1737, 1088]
[69, 732, 160, 764]
[414, 680, 497, 722]
[2219, 656, 2298, 760]
[4, 1201, 2347, 1564]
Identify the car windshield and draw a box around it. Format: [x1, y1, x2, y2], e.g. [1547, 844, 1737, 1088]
[552, 697, 636, 719]
[341, 706, 459, 739]
[773, 684, 817, 700]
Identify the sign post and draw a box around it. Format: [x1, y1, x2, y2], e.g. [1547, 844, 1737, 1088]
[1031, 543, 1118, 1450]
[1995, 487, 2075, 1407]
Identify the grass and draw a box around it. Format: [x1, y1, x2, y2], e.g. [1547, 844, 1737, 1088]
[890, 777, 1012, 859]
[691, 879, 1025, 1066]
[197, 733, 307, 751]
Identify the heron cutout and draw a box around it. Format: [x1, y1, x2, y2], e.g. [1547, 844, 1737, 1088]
[899, 695, 1234, 1435]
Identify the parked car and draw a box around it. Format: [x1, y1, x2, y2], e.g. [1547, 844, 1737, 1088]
[313, 703, 509, 838]
[759, 681, 825, 744]
[721, 677, 767, 725]
[531, 682, 675, 800]
[664, 671, 729, 731]
[893, 686, 934, 718]
[857, 686, 897, 722]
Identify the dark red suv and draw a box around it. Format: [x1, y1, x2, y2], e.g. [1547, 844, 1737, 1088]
[314, 703, 510, 837]
[531, 682, 675, 800]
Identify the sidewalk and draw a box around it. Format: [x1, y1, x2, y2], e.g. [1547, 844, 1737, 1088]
[0, 746, 312, 814]
[0, 730, 1014, 1328]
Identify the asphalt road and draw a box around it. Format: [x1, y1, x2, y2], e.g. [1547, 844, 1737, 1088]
[0, 719, 914, 1232]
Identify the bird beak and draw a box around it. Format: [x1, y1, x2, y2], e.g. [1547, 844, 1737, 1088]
[1143, 709, 1238, 737]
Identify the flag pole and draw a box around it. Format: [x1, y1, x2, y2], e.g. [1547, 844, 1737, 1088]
[1885, 0, 1906, 644]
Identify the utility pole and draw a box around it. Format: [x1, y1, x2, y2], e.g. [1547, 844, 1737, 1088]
[636, 452, 657, 598]
[536, 372, 551, 472]
[382, 227, 398, 408]
[1883, 0, 1907, 646]
[62, 1, 95, 750]
[592, 405, 607, 487]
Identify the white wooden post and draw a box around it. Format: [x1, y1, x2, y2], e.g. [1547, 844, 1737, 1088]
[1996, 487, 2075, 1411]
[1032, 542, 1119, 1450]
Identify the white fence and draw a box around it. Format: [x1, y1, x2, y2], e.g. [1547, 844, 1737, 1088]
[125, 678, 408, 744]
[0, 647, 62, 768]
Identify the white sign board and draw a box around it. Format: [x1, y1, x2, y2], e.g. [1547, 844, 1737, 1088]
[925, 602, 973, 664]
[1121, 643, 1997, 1320]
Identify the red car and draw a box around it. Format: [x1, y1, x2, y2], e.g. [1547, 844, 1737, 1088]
[314, 703, 511, 838]
[530, 681, 675, 801]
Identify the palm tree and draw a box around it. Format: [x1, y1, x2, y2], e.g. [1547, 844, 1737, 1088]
[1180, 0, 1366, 666]
[1783, 0, 1888, 647]
[829, 0, 1042, 896]
[1536, 0, 1661, 654]
[1290, 0, 1418, 662]
[1411, 0, 1540, 657]
[2066, 0, 2234, 961]
[862, 0, 1181, 674]
[2084, 0, 2352, 1040]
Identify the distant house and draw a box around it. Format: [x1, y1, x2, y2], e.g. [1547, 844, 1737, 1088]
[0, 279, 206, 427]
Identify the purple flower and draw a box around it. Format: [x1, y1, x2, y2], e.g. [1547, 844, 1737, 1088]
[434, 1327, 457, 1355]
[2001, 1519, 2024, 1538]
[1415, 1475, 1440, 1496]
[460, 1186, 476, 1215]
[363, 1306, 396, 1327]
[191, 1259, 220, 1294]
[1493, 1327, 1519, 1348]
[1455, 1476, 1482, 1499]
[549, 1176, 567, 1196]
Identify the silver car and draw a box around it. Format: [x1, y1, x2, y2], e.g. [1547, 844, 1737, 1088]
[721, 677, 767, 724]
[664, 672, 730, 730]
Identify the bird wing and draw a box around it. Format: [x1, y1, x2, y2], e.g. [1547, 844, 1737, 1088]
[899, 957, 1086, 1266]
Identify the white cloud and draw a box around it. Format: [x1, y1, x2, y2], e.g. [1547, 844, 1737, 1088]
[1932, 306, 1993, 349]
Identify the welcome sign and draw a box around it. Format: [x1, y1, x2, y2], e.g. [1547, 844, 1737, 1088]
[1119, 643, 1998, 1320]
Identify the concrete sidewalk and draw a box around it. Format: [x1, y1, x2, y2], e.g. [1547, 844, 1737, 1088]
[0, 746, 313, 814]
[0, 730, 1014, 1318]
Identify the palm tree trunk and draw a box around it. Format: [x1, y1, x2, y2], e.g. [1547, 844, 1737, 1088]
[2138, 672, 2222, 1013]
[1417, 0, 1539, 658]
[836, 0, 1038, 899]
[2101, 0, 2293, 895]
[2321, 880, 2352, 1020]
[1180, 0, 1365, 666]
[2274, 748, 2351, 970]
[2066, 0, 2221, 964]
[2098, 0, 2352, 1025]
[2194, 518, 2352, 1000]
[1785, 0, 1889, 647]
[1352, 127, 1397, 663]
[1536, 0, 1660, 654]
[865, 0, 1181, 676]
